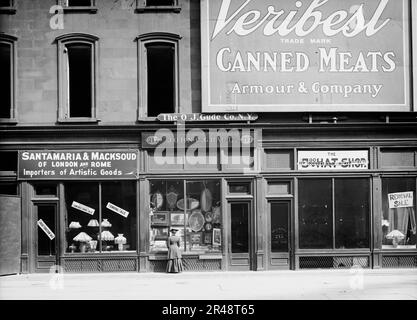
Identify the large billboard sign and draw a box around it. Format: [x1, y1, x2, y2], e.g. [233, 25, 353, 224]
[201, 0, 411, 112]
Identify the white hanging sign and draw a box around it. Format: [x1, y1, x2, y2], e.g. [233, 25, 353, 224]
[71, 201, 95, 215]
[106, 202, 129, 218]
[37, 219, 55, 240]
[388, 191, 414, 209]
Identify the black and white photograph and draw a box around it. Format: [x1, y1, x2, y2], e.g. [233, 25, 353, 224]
[0, 0, 416, 316]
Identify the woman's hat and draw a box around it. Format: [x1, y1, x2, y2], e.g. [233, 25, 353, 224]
[170, 229, 178, 233]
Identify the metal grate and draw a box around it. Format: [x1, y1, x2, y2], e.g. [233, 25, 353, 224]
[102, 259, 137, 272]
[299, 256, 369, 269]
[382, 256, 417, 268]
[63, 258, 137, 273]
[149, 258, 221, 272]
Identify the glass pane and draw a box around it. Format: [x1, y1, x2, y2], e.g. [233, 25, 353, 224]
[0, 151, 17, 171]
[149, 180, 183, 252]
[0, 182, 18, 196]
[34, 184, 57, 196]
[299, 179, 332, 249]
[67, 43, 92, 117]
[67, 0, 91, 6]
[186, 180, 222, 252]
[231, 202, 249, 253]
[270, 202, 289, 252]
[265, 150, 294, 170]
[0, 43, 11, 118]
[335, 178, 370, 249]
[147, 43, 175, 116]
[268, 182, 290, 195]
[382, 178, 416, 249]
[380, 149, 416, 168]
[65, 182, 99, 253]
[101, 181, 137, 252]
[0, 0, 12, 7]
[37, 206, 56, 256]
[147, 0, 174, 6]
[229, 182, 250, 194]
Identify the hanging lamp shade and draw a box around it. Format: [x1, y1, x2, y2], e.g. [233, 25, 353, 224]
[100, 230, 114, 241]
[87, 219, 100, 227]
[386, 230, 405, 239]
[73, 232, 92, 242]
[100, 219, 112, 227]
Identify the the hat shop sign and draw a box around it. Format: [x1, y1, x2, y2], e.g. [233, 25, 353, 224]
[18, 150, 139, 180]
[297, 150, 369, 170]
[201, 0, 411, 112]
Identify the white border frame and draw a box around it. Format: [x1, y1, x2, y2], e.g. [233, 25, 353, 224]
[201, 0, 412, 112]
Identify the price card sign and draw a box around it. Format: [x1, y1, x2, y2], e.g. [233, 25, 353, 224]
[71, 201, 95, 215]
[106, 202, 129, 218]
[388, 191, 414, 209]
[37, 219, 55, 240]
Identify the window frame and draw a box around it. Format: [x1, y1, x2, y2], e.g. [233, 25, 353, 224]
[58, 0, 98, 13]
[0, 0, 16, 14]
[56, 33, 99, 123]
[136, 0, 181, 13]
[0, 34, 17, 123]
[136, 32, 181, 120]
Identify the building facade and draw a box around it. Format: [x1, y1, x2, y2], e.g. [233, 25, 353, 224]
[0, 0, 416, 274]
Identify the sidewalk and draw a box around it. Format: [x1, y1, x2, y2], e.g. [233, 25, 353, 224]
[0, 269, 416, 300]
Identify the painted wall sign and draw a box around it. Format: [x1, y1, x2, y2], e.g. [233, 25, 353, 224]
[106, 202, 129, 218]
[388, 191, 414, 209]
[37, 219, 55, 240]
[18, 150, 139, 180]
[201, 0, 411, 112]
[71, 201, 95, 215]
[157, 113, 258, 122]
[297, 150, 369, 170]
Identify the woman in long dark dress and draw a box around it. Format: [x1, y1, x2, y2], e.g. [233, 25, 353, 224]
[166, 229, 183, 273]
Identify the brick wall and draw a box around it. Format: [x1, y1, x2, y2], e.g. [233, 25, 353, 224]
[0, 0, 198, 124]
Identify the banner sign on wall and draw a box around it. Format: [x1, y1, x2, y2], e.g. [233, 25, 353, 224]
[18, 150, 139, 180]
[388, 191, 414, 209]
[201, 0, 411, 112]
[297, 150, 369, 170]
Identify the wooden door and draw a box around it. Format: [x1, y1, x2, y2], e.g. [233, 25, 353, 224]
[268, 201, 291, 269]
[228, 201, 253, 270]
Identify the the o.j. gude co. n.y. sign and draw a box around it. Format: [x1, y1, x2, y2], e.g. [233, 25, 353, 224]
[18, 150, 139, 180]
[201, 0, 411, 112]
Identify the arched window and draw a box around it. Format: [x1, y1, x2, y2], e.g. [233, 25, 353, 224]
[137, 33, 181, 118]
[0, 34, 17, 122]
[56, 33, 99, 121]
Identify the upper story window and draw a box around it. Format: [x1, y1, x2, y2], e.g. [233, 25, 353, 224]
[137, 33, 181, 119]
[56, 33, 99, 122]
[136, 0, 181, 13]
[0, 34, 17, 123]
[0, 0, 16, 14]
[59, 0, 97, 13]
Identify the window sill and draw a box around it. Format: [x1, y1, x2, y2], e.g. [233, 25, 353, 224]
[137, 117, 159, 122]
[63, 6, 98, 13]
[0, 118, 18, 124]
[0, 7, 16, 14]
[58, 118, 100, 124]
[135, 6, 181, 13]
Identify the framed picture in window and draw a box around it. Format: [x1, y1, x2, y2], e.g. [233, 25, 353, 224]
[190, 232, 202, 244]
[203, 232, 212, 245]
[213, 228, 221, 246]
[170, 212, 185, 226]
[151, 212, 169, 226]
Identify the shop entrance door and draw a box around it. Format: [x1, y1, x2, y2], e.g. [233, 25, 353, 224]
[34, 203, 59, 272]
[268, 201, 291, 269]
[228, 201, 253, 270]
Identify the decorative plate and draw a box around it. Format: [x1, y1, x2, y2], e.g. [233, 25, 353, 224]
[177, 198, 199, 211]
[204, 222, 213, 231]
[188, 210, 205, 232]
[151, 191, 164, 210]
[166, 186, 178, 210]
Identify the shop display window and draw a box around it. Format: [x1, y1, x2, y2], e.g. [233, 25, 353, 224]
[65, 181, 137, 253]
[149, 179, 222, 253]
[298, 178, 370, 249]
[299, 179, 333, 249]
[382, 178, 416, 249]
